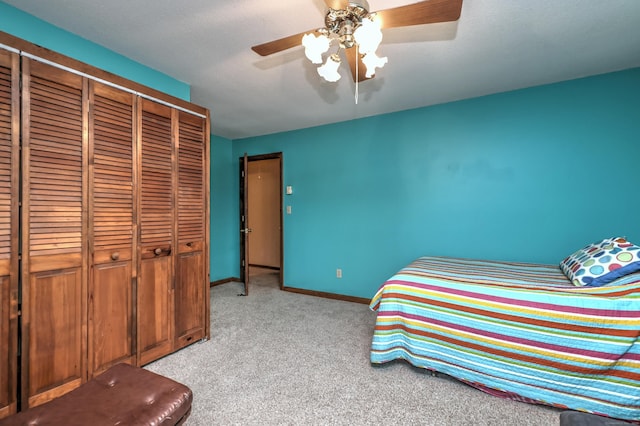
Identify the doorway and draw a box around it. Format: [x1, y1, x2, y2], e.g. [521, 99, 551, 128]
[239, 153, 283, 295]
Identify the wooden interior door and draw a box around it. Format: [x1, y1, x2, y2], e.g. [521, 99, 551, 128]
[20, 58, 87, 408]
[0, 47, 19, 419]
[137, 98, 174, 365]
[174, 111, 208, 349]
[239, 153, 249, 295]
[87, 81, 136, 376]
[247, 158, 282, 270]
[241, 153, 284, 289]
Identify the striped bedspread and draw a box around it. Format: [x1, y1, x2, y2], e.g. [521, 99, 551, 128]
[369, 256, 640, 421]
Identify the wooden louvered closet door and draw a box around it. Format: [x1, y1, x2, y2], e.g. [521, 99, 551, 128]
[175, 111, 208, 349]
[0, 33, 210, 416]
[20, 58, 87, 408]
[0, 48, 19, 420]
[87, 82, 136, 376]
[137, 98, 175, 365]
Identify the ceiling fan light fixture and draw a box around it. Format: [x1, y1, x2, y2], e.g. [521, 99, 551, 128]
[318, 53, 342, 82]
[303, 3, 386, 84]
[361, 51, 388, 78]
[252, 0, 464, 86]
[302, 33, 331, 64]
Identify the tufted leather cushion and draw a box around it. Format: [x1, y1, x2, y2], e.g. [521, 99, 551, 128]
[0, 363, 192, 426]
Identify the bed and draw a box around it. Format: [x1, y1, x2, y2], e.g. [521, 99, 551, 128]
[369, 237, 640, 421]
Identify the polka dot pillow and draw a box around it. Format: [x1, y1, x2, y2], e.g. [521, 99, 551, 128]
[560, 237, 640, 287]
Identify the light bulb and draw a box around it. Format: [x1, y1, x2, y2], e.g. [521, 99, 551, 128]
[317, 54, 342, 82]
[361, 52, 388, 78]
[302, 33, 330, 64]
[353, 17, 382, 55]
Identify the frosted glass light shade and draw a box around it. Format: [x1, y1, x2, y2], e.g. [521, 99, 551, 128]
[302, 33, 330, 64]
[362, 52, 388, 78]
[318, 54, 342, 82]
[353, 17, 382, 55]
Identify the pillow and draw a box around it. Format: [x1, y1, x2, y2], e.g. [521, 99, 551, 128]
[560, 237, 640, 287]
[601, 272, 640, 287]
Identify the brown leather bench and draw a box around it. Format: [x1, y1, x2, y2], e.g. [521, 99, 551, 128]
[0, 363, 192, 426]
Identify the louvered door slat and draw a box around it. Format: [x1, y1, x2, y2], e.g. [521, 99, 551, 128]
[21, 58, 85, 409]
[178, 116, 205, 244]
[92, 93, 133, 252]
[138, 100, 174, 365]
[141, 108, 173, 250]
[0, 65, 10, 260]
[27, 71, 83, 258]
[88, 82, 135, 376]
[0, 47, 18, 420]
[174, 111, 206, 350]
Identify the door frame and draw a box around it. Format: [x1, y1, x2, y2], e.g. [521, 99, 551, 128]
[239, 152, 284, 294]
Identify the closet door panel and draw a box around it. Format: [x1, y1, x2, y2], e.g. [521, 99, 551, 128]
[26, 268, 83, 407]
[138, 99, 174, 365]
[90, 262, 133, 373]
[0, 48, 18, 419]
[88, 82, 136, 376]
[175, 250, 205, 347]
[175, 112, 207, 349]
[21, 59, 87, 408]
[138, 258, 172, 364]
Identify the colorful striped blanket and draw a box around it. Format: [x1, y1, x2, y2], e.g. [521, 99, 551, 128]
[369, 256, 640, 421]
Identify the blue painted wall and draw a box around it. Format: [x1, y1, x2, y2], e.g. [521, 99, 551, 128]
[1, 2, 236, 280]
[210, 135, 238, 281]
[0, 1, 190, 100]
[3, 2, 638, 298]
[233, 68, 640, 299]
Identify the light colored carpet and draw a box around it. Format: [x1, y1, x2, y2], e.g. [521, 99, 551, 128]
[147, 269, 561, 425]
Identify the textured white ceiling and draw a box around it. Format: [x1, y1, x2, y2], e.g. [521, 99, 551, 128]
[5, 0, 640, 140]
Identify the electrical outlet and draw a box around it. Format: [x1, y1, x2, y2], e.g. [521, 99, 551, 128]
[336, 268, 342, 278]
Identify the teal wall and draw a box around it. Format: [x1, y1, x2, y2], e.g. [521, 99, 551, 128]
[210, 135, 238, 281]
[233, 68, 640, 299]
[1, 2, 233, 278]
[0, 1, 189, 100]
[3, 1, 638, 298]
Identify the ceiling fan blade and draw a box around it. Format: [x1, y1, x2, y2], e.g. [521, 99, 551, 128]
[324, 0, 349, 9]
[375, 0, 463, 29]
[345, 47, 372, 83]
[251, 30, 320, 56]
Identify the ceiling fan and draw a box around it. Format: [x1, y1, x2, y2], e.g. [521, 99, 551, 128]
[251, 0, 463, 83]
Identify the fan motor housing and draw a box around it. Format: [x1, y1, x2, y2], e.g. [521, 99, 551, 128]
[324, 0, 370, 37]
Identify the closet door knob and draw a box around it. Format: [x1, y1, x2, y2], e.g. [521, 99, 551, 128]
[111, 252, 120, 261]
[154, 248, 162, 256]
[186, 242, 193, 247]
